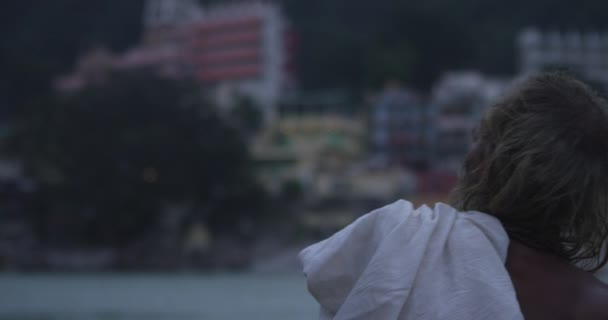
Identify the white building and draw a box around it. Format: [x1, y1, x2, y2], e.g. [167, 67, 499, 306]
[369, 85, 430, 170]
[518, 28, 608, 89]
[431, 71, 508, 172]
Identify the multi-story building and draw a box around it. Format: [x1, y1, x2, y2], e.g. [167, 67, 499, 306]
[518, 28, 608, 90]
[431, 71, 507, 173]
[57, 0, 294, 124]
[251, 111, 415, 206]
[370, 85, 430, 170]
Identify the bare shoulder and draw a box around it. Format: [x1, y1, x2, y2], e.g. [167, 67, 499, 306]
[506, 240, 608, 320]
[576, 277, 608, 319]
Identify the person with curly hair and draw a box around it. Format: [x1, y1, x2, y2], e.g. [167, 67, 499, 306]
[300, 73, 608, 319]
[450, 72, 608, 319]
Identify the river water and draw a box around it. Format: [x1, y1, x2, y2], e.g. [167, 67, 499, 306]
[3, 272, 607, 320]
[0, 273, 318, 320]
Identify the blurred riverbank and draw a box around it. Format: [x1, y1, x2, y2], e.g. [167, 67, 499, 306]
[1, 194, 450, 273]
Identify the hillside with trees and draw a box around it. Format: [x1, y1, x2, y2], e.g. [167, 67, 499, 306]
[3, 0, 608, 114]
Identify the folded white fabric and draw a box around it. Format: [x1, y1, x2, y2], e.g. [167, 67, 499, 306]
[299, 200, 524, 320]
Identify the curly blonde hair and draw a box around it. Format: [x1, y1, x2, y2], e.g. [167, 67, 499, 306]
[449, 72, 608, 271]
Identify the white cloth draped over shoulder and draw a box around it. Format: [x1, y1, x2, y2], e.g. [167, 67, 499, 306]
[299, 200, 524, 320]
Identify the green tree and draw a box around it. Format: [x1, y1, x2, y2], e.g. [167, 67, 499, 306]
[6, 70, 267, 247]
[367, 44, 416, 87]
[230, 95, 263, 136]
[0, 0, 145, 119]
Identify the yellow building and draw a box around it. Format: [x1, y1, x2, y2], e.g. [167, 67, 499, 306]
[251, 115, 365, 197]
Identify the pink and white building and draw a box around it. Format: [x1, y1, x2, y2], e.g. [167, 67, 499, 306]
[57, 0, 296, 123]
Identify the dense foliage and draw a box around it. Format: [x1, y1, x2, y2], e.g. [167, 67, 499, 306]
[283, 0, 608, 91]
[1, 0, 608, 247]
[5, 71, 267, 246]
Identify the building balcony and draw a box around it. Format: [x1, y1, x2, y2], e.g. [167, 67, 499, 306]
[195, 64, 261, 82]
[188, 48, 261, 65]
[189, 30, 262, 49]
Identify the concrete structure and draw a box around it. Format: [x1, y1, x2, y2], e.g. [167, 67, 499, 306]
[518, 28, 608, 89]
[369, 85, 430, 170]
[431, 71, 508, 172]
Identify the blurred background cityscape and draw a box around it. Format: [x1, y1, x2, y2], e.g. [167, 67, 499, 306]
[1, 0, 608, 319]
